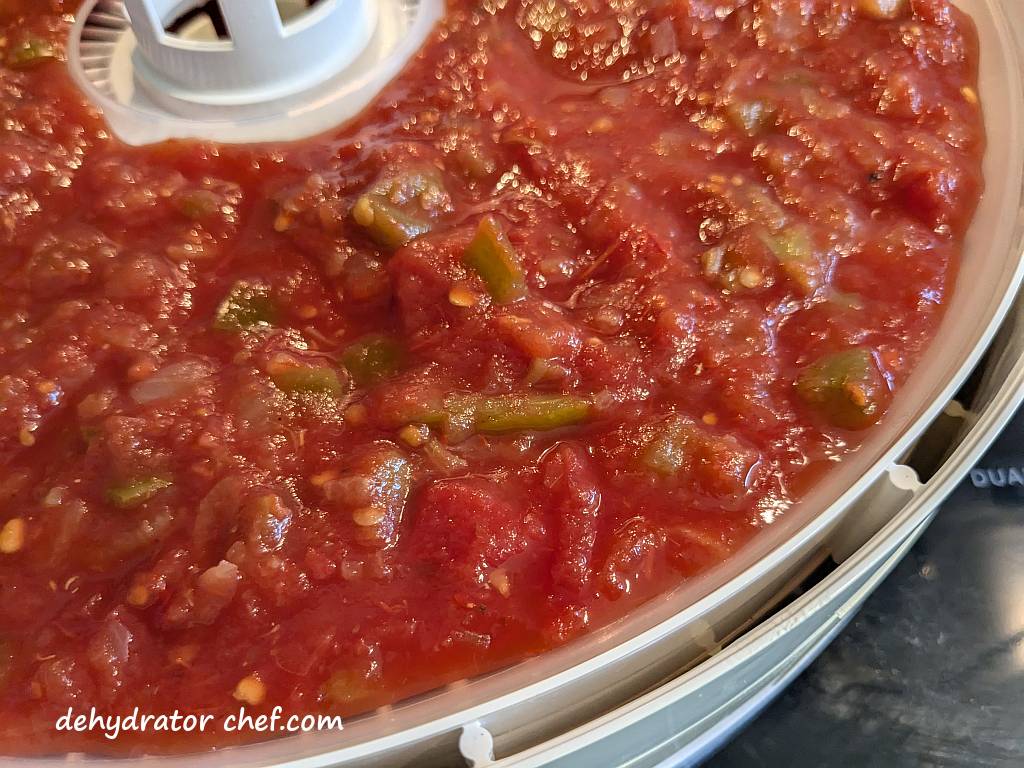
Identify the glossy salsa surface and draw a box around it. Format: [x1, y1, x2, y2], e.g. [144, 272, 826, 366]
[0, 0, 982, 754]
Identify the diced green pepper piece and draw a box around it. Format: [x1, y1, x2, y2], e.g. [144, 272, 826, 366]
[271, 364, 346, 396]
[352, 194, 432, 250]
[725, 100, 775, 136]
[6, 37, 59, 69]
[463, 393, 591, 434]
[828, 290, 864, 310]
[796, 347, 887, 429]
[213, 282, 277, 332]
[730, 184, 788, 232]
[384, 392, 591, 438]
[107, 476, 173, 509]
[640, 417, 695, 476]
[80, 425, 101, 446]
[342, 334, 404, 386]
[439, 397, 479, 442]
[701, 246, 767, 292]
[462, 217, 527, 303]
[760, 226, 823, 294]
[454, 143, 498, 182]
[370, 168, 449, 211]
[701, 224, 776, 293]
[323, 670, 372, 708]
[637, 416, 758, 494]
[174, 189, 221, 220]
[421, 436, 468, 472]
[399, 405, 448, 431]
[351, 168, 449, 250]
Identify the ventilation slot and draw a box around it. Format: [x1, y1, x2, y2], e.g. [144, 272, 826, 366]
[78, 0, 129, 96]
[165, 1, 229, 41]
[277, 0, 325, 25]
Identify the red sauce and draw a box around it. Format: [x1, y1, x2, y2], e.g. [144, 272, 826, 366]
[0, 0, 982, 754]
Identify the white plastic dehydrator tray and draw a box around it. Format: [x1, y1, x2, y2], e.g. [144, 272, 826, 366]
[27, 0, 1024, 766]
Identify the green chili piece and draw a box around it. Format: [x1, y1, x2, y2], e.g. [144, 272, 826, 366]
[735, 185, 788, 232]
[386, 393, 591, 438]
[342, 335, 404, 386]
[636, 415, 758, 495]
[174, 190, 221, 220]
[454, 143, 498, 182]
[828, 290, 865, 310]
[80, 425, 101, 446]
[760, 225, 822, 294]
[370, 168, 449, 211]
[107, 476, 173, 509]
[469, 394, 591, 434]
[352, 195, 432, 251]
[271, 365, 346, 396]
[640, 417, 696, 476]
[6, 37, 58, 69]
[796, 347, 886, 429]
[462, 217, 527, 303]
[213, 282, 277, 332]
[352, 167, 450, 250]
[323, 670, 372, 707]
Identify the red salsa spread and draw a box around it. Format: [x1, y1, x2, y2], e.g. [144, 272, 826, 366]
[0, 0, 982, 753]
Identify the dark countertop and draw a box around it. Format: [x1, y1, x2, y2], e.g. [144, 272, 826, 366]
[707, 407, 1024, 768]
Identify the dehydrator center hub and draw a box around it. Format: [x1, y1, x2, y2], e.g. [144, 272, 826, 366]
[69, 0, 443, 145]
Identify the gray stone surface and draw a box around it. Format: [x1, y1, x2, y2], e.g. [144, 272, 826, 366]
[707, 412, 1024, 768]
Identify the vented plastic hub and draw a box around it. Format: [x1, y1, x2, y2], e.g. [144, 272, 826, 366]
[69, 0, 442, 145]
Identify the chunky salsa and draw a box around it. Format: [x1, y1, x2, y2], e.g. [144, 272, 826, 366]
[0, 0, 983, 754]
